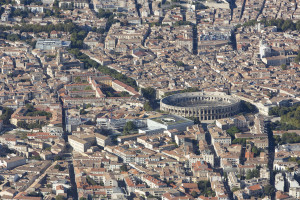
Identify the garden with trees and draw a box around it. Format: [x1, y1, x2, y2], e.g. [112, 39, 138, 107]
[269, 105, 300, 130]
[123, 121, 137, 135]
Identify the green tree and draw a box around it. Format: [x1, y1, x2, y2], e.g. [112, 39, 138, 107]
[30, 155, 42, 160]
[86, 176, 97, 185]
[251, 146, 264, 157]
[119, 91, 130, 97]
[281, 64, 287, 70]
[97, 8, 113, 18]
[191, 191, 198, 198]
[197, 180, 216, 197]
[54, 155, 63, 161]
[0, 107, 14, 125]
[74, 77, 81, 83]
[231, 187, 240, 192]
[175, 61, 185, 66]
[295, 50, 300, 63]
[226, 126, 241, 139]
[120, 164, 128, 172]
[240, 101, 256, 113]
[193, 1, 208, 9]
[246, 169, 260, 179]
[17, 121, 28, 129]
[123, 121, 137, 134]
[144, 101, 153, 111]
[273, 135, 282, 145]
[55, 195, 66, 200]
[54, 164, 63, 171]
[141, 87, 156, 100]
[25, 103, 35, 111]
[281, 19, 295, 31]
[281, 133, 300, 144]
[232, 138, 247, 145]
[67, 49, 137, 89]
[264, 184, 275, 196]
[85, 86, 92, 90]
[198, 180, 210, 191]
[80, 109, 87, 115]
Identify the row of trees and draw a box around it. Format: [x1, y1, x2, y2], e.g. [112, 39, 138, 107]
[11, 21, 79, 34]
[86, 175, 104, 186]
[25, 104, 52, 119]
[25, 110, 52, 119]
[20, 0, 42, 5]
[10, 8, 33, 18]
[0, 22, 81, 47]
[101, 88, 130, 97]
[0, 30, 36, 47]
[17, 121, 46, 130]
[68, 48, 138, 89]
[163, 87, 200, 98]
[0, 0, 15, 5]
[239, 18, 300, 32]
[260, 18, 300, 32]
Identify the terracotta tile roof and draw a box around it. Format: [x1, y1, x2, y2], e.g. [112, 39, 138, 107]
[248, 184, 262, 191]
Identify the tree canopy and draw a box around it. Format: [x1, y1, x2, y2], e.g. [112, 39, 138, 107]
[144, 101, 154, 111]
[123, 121, 137, 134]
[120, 164, 128, 172]
[68, 49, 138, 90]
[226, 126, 241, 139]
[273, 133, 300, 145]
[240, 101, 256, 113]
[0, 107, 14, 125]
[142, 87, 156, 101]
[264, 184, 275, 196]
[246, 169, 260, 180]
[55, 195, 66, 200]
[197, 181, 216, 197]
[269, 105, 300, 129]
[240, 18, 300, 32]
[86, 176, 97, 186]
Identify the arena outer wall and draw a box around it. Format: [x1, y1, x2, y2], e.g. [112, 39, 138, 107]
[160, 92, 241, 121]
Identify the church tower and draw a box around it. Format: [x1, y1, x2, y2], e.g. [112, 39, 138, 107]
[56, 49, 63, 65]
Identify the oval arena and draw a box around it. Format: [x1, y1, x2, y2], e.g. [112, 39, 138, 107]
[160, 92, 241, 121]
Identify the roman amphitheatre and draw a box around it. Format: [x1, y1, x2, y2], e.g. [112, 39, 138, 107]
[160, 92, 241, 121]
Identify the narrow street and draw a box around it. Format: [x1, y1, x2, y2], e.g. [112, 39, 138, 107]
[69, 162, 78, 200]
[266, 120, 276, 200]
